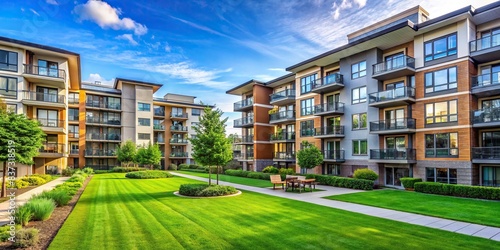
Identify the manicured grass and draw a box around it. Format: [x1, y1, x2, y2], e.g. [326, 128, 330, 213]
[328, 189, 500, 227]
[49, 173, 500, 249]
[176, 170, 273, 188]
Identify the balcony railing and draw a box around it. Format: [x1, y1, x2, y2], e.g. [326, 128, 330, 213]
[68, 132, 79, 139]
[370, 148, 416, 160]
[85, 149, 116, 156]
[23, 64, 65, 79]
[170, 138, 189, 144]
[234, 98, 253, 110]
[270, 132, 295, 141]
[69, 149, 79, 155]
[68, 97, 79, 105]
[472, 73, 500, 88]
[154, 109, 165, 116]
[170, 112, 188, 119]
[372, 55, 415, 75]
[86, 117, 121, 125]
[155, 138, 165, 143]
[311, 73, 344, 90]
[472, 108, 500, 124]
[273, 152, 296, 160]
[313, 102, 344, 114]
[472, 147, 500, 160]
[154, 124, 165, 130]
[39, 143, 65, 154]
[234, 116, 254, 127]
[85, 101, 121, 110]
[324, 150, 345, 161]
[270, 89, 295, 103]
[36, 118, 64, 128]
[270, 111, 295, 122]
[314, 126, 344, 136]
[170, 152, 188, 157]
[470, 34, 500, 52]
[22, 91, 65, 103]
[370, 118, 416, 132]
[68, 115, 79, 122]
[170, 125, 188, 132]
[85, 133, 121, 141]
[234, 152, 254, 160]
[238, 135, 254, 143]
[368, 87, 415, 103]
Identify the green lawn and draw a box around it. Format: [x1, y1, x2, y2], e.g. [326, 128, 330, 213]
[176, 170, 273, 188]
[49, 173, 500, 249]
[328, 189, 500, 227]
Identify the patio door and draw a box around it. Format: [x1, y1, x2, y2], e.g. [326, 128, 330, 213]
[384, 52, 404, 70]
[326, 140, 341, 159]
[385, 167, 409, 186]
[480, 64, 500, 85]
[385, 108, 404, 129]
[36, 86, 57, 102]
[38, 59, 59, 77]
[326, 93, 339, 111]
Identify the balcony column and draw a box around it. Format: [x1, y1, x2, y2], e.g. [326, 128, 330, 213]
[409, 164, 414, 178]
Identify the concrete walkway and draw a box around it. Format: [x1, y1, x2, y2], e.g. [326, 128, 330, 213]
[171, 172, 500, 242]
[0, 177, 70, 226]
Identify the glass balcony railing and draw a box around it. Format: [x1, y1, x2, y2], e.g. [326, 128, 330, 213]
[234, 98, 253, 110]
[368, 87, 415, 103]
[85, 117, 121, 125]
[170, 112, 188, 119]
[36, 118, 64, 128]
[170, 138, 189, 144]
[372, 55, 415, 75]
[234, 116, 254, 127]
[270, 111, 295, 122]
[472, 147, 500, 160]
[238, 135, 254, 143]
[472, 72, 500, 88]
[85, 149, 116, 156]
[39, 143, 65, 154]
[22, 91, 65, 103]
[153, 124, 165, 130]
[472, 108, 500, 124]
[170, 152, 188, 157]
[85, 101, 121, 110]
[370, 148, 416, 160]
[324, 150, 345, 161]
[314, 126, 344, 136]
[270, 89, 295, 103]
[23, 64, 65, 79]
[311, 73, 344, 90]
[170, 125, 188, 132]
[69, 149, 79, 155]
[85, 133, 121, 141]
[273, 152, 296, 160]
[370, 118, 416, 132]
[270, 132, 295, 141]
[313, 102, 344, 114]
[470, 34, 500, 52]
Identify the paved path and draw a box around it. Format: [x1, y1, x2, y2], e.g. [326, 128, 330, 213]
[171, 172, 500, 242]
[0, 177, 70, 226]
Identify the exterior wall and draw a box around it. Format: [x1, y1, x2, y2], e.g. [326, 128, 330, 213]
[121, 83, 137, 142]
[253, 85, 273, 162]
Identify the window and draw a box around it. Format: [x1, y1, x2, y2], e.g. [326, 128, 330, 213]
[107, 97, 121, 110]
[191, 122, 199, 127]
[68, 108, 79, 121]
[138, 102, 151, 111]
[6, 104, 16, 113]
[38, 59, 59, 77]
[425, 67, 457, 93]
[481, 131, 500, 147]
[300, 120, 314, 137]
[425, 133, 458, 157]
[352, 113, 367, 130]
[300, 98, 314, 116]
[37, 109, 58, 127]
[482, 166, 500, 187]
[0, 50, 18, 71]
[138, 118, 150, 126]
[68, 125, 79, 138]
[425, 100, 458, 125]
[0, 76, 17, 98]
[192, 108, 201, 116]
[351, 61, 366, 79]
[300, 74, 316, 94]
[353, 140, 368, 155]
[426, 168, 457, 184]
[424, 33, 457, 62]
[138, 133, 151, 140]
[68, 92, 79, 104]
[352, 86, 366, 104]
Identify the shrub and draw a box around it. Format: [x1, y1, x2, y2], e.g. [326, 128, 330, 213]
[178, 184, 238, 197]
[82, 167, 94, 175]
[0, 224, 21, 242]
[169, 164, 178, 170]
[305, 174, 374, 190]
[24, 198, 56, 221]
[7, 179, 29, 189]
[225, 169, 251, 177]
[189, 164, 200, 169]
[279, 168, 296, 179]
[111, 166, 147, 172]
[14, 228, 39, 248]
[67, 175, 85, 183]
[400, 178, 422, 189]
[20, 176, 46, 186]
[247, 172, 271, 180]
[54, 186, 78, 196]
[414, 182, 500, 200]
[178, 184, 208, 196]
[73, 170, 88, 178]
[36, 189, 71, 207]
[31, 174, 52, 182]
[94, 170, 111, 174]
[58, 182, 83, 189]
[62, 168, 75, 177]
[125, 170, 173, 179]
[262, 166, 279, 174]
[178, 163, 189, 169]
[14, 205, 32, 226]
[353, 168, 378, 181]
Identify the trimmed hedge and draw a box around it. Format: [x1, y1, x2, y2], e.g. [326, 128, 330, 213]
[178, 184, 208, 196]
[178, 163, 189, 169]
[306, 174, 374, 190]
[262, 166, 279, 174]
[414, 182, 500, 200]
[112, 167, 147, 172]
[125, 170, 173, 179]
[178, 184, 238, 197]
[94, 170, 112, 174]
[400, 178, 422, 189]
[353, 168, 378, 181]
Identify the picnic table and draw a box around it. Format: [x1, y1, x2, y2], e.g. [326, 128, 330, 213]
[285, 176, 316, 193]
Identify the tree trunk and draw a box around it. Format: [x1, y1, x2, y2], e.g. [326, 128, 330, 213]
[216, 166, 220, 185]
[208, 166, 212, 185]
[1, 162, 7, 198]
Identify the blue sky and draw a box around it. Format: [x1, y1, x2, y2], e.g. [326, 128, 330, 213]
[0, 0, 497, 134]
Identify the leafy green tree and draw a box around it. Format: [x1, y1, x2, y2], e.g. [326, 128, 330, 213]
[0, 99, 45, 197]
[296, 141, 324, 174]
[135, 143, 162, 170]
[116, 140, 137, 167]
[190, 106, 232, 185]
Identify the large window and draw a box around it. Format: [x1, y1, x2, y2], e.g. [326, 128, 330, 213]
[300, 74, 316, 94]
[68, 92, 79, 104]
[138, 118, 150, 126]
[425, 133, 458, 157]
[352, 113, 367, 130]
[38, 59, 59, 77]
[192, 108, 201, 116]
[68, 108, 79, 121]
[352, 140, 368, 155]
[0, 76, 17, 98]
[425, 67, 457, 94]
[426, 168, 457, 184]
[482, 166, 500, 187]
[424, 33, 457, 62]
[0, 50, 18, 71]
[68, 125, 79, 138]
[351, 61, 366, 79]
[425, 100, 457, 125]
[37, 109, 58, 127]
[138, 102, 151, 111]
[300, 98, 314, 116]
[300, 120, 314, 137]
[481, 131, 500, 147]
[352, 86, 366, 104]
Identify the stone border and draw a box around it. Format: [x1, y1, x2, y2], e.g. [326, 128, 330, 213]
[173, 190, 242, 198]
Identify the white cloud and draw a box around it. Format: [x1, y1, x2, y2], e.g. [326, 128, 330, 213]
[73, 0, 148, 35]
[267, 68, 284, 71]
[330, 0, 366, 20]
[85, 73, 115, 86]
[164, 42, 171, 52]
[115, 34, 138, 45]
[30, 9, 40, 16]
[254, 74, 278, 82]
[46, 0, 58, 5]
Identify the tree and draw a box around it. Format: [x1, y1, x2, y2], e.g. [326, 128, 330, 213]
[135, 143, 162, 170]
[116, 140, 137, 167]
[0, 100, 45, 197]
[296, 141, 324, 174]
[190, 106, 232, 185]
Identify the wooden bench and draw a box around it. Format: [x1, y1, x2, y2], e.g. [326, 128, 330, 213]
[270, 175, 286, 190]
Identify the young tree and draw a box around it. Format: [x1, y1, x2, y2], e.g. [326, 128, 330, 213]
[190, 106, 232, 185]
[296, 141, 324, 174]
[116, 140, 137, 167]
[136, 143, 162, 170]
[0, 102, 45, 197]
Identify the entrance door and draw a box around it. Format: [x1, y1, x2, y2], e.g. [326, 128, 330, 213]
[385, 167, 409, 186]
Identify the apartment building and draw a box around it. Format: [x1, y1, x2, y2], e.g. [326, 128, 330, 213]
[228, 2, 500, 187]
[0, 37, 207, 174]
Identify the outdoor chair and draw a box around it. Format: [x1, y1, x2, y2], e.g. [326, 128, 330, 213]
[270, 175, 286, 190]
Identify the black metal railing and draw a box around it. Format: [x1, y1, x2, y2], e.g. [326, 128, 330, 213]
[170, 112, 188, 119]
[239, 135, 254, 143]
[368, 87, 415, 103]
[312, 73, 344, 90]
[313, 102, 345, 114]
[170, 138, 189, 144]
[370, 148, 416, 160]
[234, 116, 254, 126]
[23, 64, 65, 79]
[472, 147, 500, 160]
[270, 111, 295, 122]
[270, 89, 295, 103]
[39, 143, 65, 154]
[170, 152, 188, 157]
[425, 148, 459, 157]
[85, 133, 121, 141]
[314, 126, 344, 136]
[472, 73, 500, 88]
[472, 108, 500, 124]
[370, 118, 416, 132]
[470, 34, 500, 52]
[22, 91, 65, 103]
[36, 118, 64, 128]
[234, 97, 253, 110]
[270, 132, 295, 141]
[170, 125, 188, 132]
[273, 152, 296, 160]
[85, 117, 121, 125]
[85, 149, 116, 156]
[324, 150, 345, 161]
[372, 55, 415, 75]
[85, 101, 121, 110]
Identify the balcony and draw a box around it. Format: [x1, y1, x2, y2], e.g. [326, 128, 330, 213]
[472, 108, 500, 128]
[311, 74, 344, 94]
[269, 111, 295, 124]
[170, 125, 189, 133]
[36, 118, 66, 134]
[234, 116, 254, 128]
[469, 34, 500, 63]
[85, 149, 116, 157]
[154, 110, 165, 117]
[170, 152, 189, 158]
[368, 87, 415, 108]
[21, 91, 66, 109]
[154, 138, 165, 144]
[270, 89, 295, 106]
[234, 98, 253, 112]
[23, 64, 65, 88]
[273, 152, 296, 161]
[323, 150, 345, 163]
[68, 132, 79, 140]
[170, 112, 188, 120]
[313, 102, 344, 116]
[170, 138, 189, 144]
[69, 149, 79, 155]
[369, 118, 416, 134]
[314, 126, 344, 138]
[153, 124, 165, 131]
[471, 73, 500, 97]
[85, 101, 121, 111]
[270, 132, 295, 143]
[372, 55, 415, 80]
[85, 133, 121, 141]
[68, 97, 79, 105]
[234, 135, 254, 145]
[37, 143, 66, 158]
[234, 152, 254, 161]
[472, 147, 500, 164]
[85, 117, 121, 127]
[369, 148, 416, 164]
[68, 115, 79, 123]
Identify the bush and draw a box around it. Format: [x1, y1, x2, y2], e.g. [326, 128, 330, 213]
[14, 205, 32, 226]
[73, 170, 88, 178]
[125, 170, 173, 179]
[178, 184, 238, 197]
[36, 189, 71, 207]
[58, 182, 83, 189]
[62, 168, 75, 177]
[82, 167, 94, 175]
[247, 172, 271, 180]
[178, 184, 209, 196]
[189, 164, 200, 169]
[20, 176, 46, 186]
[178, 163, 189, 169]
[0, 224, 21, 242]
[112, 167, 147, 172]
[279, 168, 296, 179]
[94, 170, 112, 174]
[67, 175, 85, 183]
[353, 168, 378, 181]
[305, 174, 374, 190]
[414, 182, 500, 200]
[169, 164, 178, 170]
[262, 166, 279, 174]
[7, 179, 29, 189]
[14, 228, 39, 248]
[54, 186, 79, 196]
[31, 174, 52, 182]
[400, 178, 423, 189]
[225, 169, 251, 177]
[24, 198, 56, 221]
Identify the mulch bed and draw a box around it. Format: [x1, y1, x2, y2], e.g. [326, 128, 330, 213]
[0, 176, 92, 249]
